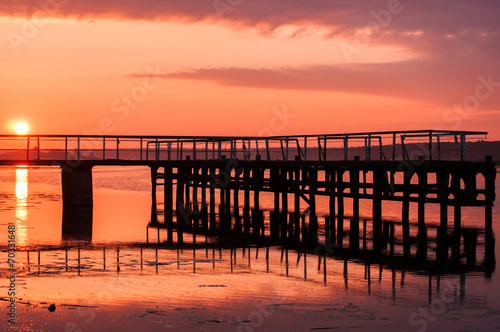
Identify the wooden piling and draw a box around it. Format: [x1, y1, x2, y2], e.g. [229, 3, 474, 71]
[337, 169, 345, 247]
[451, 205, 461, 265]
[437, 169, 449, 265]
[281, 168, 289, 242]
[328, 168, 336, 244]
[243, 167, 251, 236]
[417, 171, 427, 261]
[402, 171, 412, 259]
[309, 167, 318, 244]
[253, 167, 262, 237]
[233, 167, 241, 235]
[150, 166, 158, 224]
[200, 167, 208, 231]
[271, 168, 280, 240]
[294, 167, 301, 243]
[372, 169, 383, 254]
[349, 163, 360, 251]
[176, 168, 185, 244]
[164, 167, 174, 242]
[209, 167, 216, 232]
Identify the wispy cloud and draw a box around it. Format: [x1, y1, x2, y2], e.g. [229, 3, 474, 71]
[131, 59, 500, 108]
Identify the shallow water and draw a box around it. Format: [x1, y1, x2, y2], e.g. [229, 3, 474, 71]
[1, 165, 499, 331]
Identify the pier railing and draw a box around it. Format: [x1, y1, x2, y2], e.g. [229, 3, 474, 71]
[0, 130, 488, 162]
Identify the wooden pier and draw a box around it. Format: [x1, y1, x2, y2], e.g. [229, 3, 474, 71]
[0, 130, 496, 269]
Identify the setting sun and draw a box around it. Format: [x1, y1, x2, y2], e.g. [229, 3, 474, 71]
[14, 121, 29, 135]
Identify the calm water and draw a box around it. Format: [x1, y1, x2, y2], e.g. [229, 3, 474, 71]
[1, 166, 499, 331]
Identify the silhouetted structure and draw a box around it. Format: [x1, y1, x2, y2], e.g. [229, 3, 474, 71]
[0, 130, 495, 269]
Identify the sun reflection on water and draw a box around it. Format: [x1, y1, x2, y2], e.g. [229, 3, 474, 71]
[15, 166, 28, 245]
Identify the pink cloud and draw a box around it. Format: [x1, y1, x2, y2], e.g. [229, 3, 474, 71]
[131, 60, 500, 109]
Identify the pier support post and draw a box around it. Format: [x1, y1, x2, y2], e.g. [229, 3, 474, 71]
[192, 168, 200, 237]
[243, 167, 251, 236]
[309, 168, 318, 244]
[451, 205, 462, 265]
[294, 167, 301, 243]
[372, 169, 383, 254]
[176, 168, 186, 244]
[328, 168, 336, 245]
[209, 167, 216, 231]
[234, 167, 242, 235]
[485, 205, 495, 266]
[164, 166, 174, 242]
[417, 171, 428, 261]
[281, 169, 289, 242]
[437, 169, 449, 266]
[484, 156, 496, 266]
[252, 167, 262, 237]
[61, 165, 93, 241]
[200, 167, 208, 231]
[337, 169, 345, 247]
[402, 171, 412, 259]
[271, 168, 280, 240]
[150, 166, 158, 224]
[349, 162, 360, 251]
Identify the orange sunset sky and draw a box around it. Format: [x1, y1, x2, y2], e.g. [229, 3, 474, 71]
[1, 1, 500, 138]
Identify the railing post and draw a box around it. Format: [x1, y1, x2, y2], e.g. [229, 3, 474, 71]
[157, 138, 160, 161]
[286, 137, 289, 162]
[317, 137, 322, 161]
[116, 138, 120, 160]
[323, 136, 327, 161]
[378, 137, 383, 160]
[392, 132, 396, 160]
[343, 136, 348, 161]
[401, 135, 406, 160]
[26, 137, 30, 160]
[265, 139, 270, 160]
[460, 134, 466, 161]
[428, 132, 433, 160]
[304, 137, 307, 161]
[103, 137, 106, 160]
[176, 138, 180, 160]
[77, 137, 80, 161]
[193, 138, 196, 160]
[367, 134, 371, 161]
[230, 140, 234, 160]
[37, 137, 40, 160]
[437, 136, 441, 160]
[255, 139, 259, 159]
[140, 138, 143, 161]
[65, 137, 68, 160]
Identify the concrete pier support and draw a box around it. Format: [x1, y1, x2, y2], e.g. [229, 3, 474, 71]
[61, 166, 93, 241]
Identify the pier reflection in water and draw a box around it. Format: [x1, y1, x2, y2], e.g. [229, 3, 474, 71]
[15, 166, 28, 245]
[6, 243, 478, 309]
